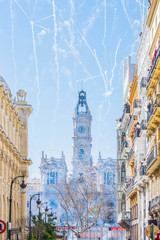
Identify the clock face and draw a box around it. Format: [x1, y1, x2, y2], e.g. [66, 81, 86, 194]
[78, 126, 86, 133]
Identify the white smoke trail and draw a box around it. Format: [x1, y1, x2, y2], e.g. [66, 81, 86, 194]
[109, 38, 121, 91]
[10, 0, 18, 92]
[31, 21, 40, 116]
[13, 0, 30, 21]
[101, 0, 107, 67]
[136, 0, 147, 8]
[76, 75, 101, 82]
[69, 0, 74, 48]
[65, 39, 90, 76]
[111, 8, 117, 37]
[120, 0, 134, 33]
[93, 49, 108, 94]
[34, 23, 49, 31]
[72, 21, 108, 94]
[34, 15, 54, 24]
[52, 0, 60, 106]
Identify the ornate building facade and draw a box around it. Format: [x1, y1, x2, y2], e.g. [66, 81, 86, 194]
[40, 151, 67, 217]
[0, 76, 32, 240]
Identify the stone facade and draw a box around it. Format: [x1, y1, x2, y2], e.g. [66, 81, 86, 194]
[0, 76, 32, 240]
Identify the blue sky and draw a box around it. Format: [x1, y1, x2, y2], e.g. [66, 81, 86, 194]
[0, 0, 149, 178]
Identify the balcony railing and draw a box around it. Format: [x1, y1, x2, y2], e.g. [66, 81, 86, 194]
[128, 148, 134, 162]
[127, 178, 134, 195]
[147, 103, 154, 122]
[140, 77, 147, 89]
[140, 120, 147, 132]
[149, 195, 160, 212]
[121, 141, 128, 152]
[147, 149, 154, 167]
[128, 115, 137, 132]
[121, 104, 130, 123]
[140, 165, 147, 176]
[147, 144, 160, 168]
[147, 45, 160, 87]
[122, 211, 131, 220]
[134, 128, 140, 139]
[133, 99, 141, 109]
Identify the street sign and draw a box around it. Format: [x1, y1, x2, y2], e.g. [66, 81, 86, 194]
[157, 233, 160, 240]
[145, 224, 159, 239]
[77, 234, 81, 238]
[0, 220, 7, 234]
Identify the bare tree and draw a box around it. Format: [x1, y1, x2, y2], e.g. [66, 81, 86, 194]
[55, 176, 107, 239]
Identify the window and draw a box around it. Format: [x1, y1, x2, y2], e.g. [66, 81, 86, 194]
[104, 172, 106, 184]
[56, 172, 58, 184]
[47, 172, 49, 185]
[50, 172, 55, 185]
[79, 149, 84, 159]
[113, 173, 116, 185]
[107, 172, 112, 185]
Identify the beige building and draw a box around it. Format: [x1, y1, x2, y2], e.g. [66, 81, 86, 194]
[0, 76, 32, 239]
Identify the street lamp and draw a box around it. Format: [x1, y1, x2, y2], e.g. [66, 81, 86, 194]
[29, 193, 41, 240]
[8, 175, 27, 240]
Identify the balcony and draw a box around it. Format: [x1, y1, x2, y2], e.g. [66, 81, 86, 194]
[147, 46, 160, 96]
[121, 141, 130, 159]
[134, 128, 140, 140]
[128, 148, 134, 162]
[140, 120, 147, 137]
[148, 195, 160, 214]
[117, 211, 131, 230]
[127, 178, 134, 196]
[147, 98, 160, 136]
[128, 114, 138, 137]
[133, 99, 141, 115]
[140, 165, 147, 176]
[140, 77, 147, 90]
[120, 104, 130, 130]
[147, 145, 160, 177]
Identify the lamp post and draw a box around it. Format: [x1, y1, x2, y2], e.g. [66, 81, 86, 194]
[8, 175, 27, 240]
[29, 193, 41, 240]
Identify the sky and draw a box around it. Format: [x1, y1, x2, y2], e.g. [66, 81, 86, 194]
[0, 0, 149, 178]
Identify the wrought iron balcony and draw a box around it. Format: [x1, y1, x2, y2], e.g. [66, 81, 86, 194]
[127, 178, 134, 195]
[147, 103, 154, 122]
[134, 128, 140, 139]
[128, 114, 137, 134]
[149, 196, 160, 213]
[140, 77, 147, 89]
[140, 120, 147, 131]
[147, 45, 160, 88]
[147, 149, 154, 168]
[128, 148, 134, 162]
[140, 165, 147, 176]
[133, 99, 141, 109]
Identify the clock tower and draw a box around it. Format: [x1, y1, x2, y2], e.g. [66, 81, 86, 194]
[72, 90, 92, 179]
